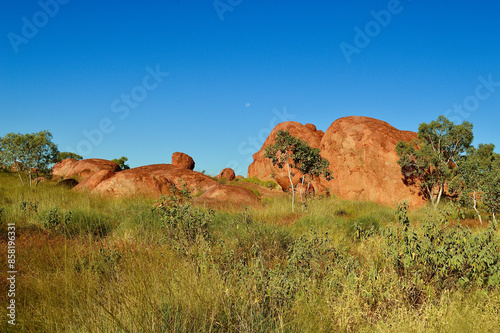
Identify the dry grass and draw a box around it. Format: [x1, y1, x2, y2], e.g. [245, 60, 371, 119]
[0, 170, 499, 332]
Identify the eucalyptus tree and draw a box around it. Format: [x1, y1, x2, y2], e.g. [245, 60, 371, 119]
[396, 116, 473, 209]
[0, 130, 59, 186]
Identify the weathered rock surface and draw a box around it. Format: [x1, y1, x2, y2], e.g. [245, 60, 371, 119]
[195, 184, 261, 206]
[320, 116, 423, 207]
[171, 152, 195, 170]
[73, 169, 116, 192]
[248, 117, 425, 207]
[90, 164, 218, 197]
[247, 121, 324, 192]
[216, 168, 236, 181]
[52, 158, 121, 181]
[52, 158, 77, 179]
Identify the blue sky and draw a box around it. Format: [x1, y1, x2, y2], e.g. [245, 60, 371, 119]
[1, 1, 499, 175]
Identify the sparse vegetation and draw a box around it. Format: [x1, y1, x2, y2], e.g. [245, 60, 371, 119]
[233, 176, 281, 190]
[1, 169, 499, 332]
[264, 130, 332, 211]
[58, 151, 83, 162]
[112, 156, 131, 170]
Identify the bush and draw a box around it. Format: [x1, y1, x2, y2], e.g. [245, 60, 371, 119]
[74, 246, 122, 279]
[41, 208, 72, 231]
[348, 216, 380, 240]
[385, 206, 500, 297]
[40, 207, 112, 237]
[154, 192, 214, 254]
[235, 176, 281, 190]
[20, 200, 38, 215]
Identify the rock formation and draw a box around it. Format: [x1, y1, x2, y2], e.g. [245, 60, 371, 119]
[248, 117, 425, 207]
[52, 158, 121, 181]
[320, 116, 423, 207]
[216, 168, 236, 181]
[195, 184, 261, 206]
[171, 152, 195, 170]
[90, 164, 217, 197]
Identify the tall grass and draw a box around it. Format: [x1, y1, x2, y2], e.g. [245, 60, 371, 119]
[0, 171, 499, 332]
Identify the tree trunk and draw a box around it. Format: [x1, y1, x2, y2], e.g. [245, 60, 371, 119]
[472, 192, 482, 224]
[15, 167, 25, 186]
[300, 175, 306, 211]
[305, 179, 312, 211]
[434, 184, 444, 210]
[286, 161, 295, 212]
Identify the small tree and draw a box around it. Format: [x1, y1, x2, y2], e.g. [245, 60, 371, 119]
[112, 156, 130, 170]
[451, 145, 489, 223]
[481, 147, 500, 223]
[58, 151, 83, 162]
[396, 116, 473, 209]
[264, 130, 331, 211]
[294, 143, 332, 209]
[0, 130, 59, 186]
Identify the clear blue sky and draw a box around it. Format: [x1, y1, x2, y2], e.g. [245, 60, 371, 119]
[1, 1, 499, 175]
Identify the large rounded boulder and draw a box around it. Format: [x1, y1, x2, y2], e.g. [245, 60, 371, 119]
[195, 184, 261, 207]
[319, 116, 424, 207]
[171, 152, 195, 170]
[90, 164, 218, 197]
[216, 168, 236, 181]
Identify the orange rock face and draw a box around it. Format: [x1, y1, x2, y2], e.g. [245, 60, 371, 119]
[247, 121, 323, 192]
[90, 164, 218, 197]
[195, 184, 261, 206]
[247, 117, 425, 207]
[171, 152, 195, 170]
[320, 116, 424, 207]
[52, 158, 121, 181]
[216, 168, 236, 181]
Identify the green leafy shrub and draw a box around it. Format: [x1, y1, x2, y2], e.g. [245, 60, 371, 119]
[235, 176, 281, 190]
[74, 246, 122, 279]
[385, 208, 500, 298]
[41, 208, 72, 231]
[20, 200, 38, 215]
[348, 216, 380, 240]
[154, 191, 214, 253]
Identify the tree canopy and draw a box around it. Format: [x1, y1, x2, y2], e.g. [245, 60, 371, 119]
[0, 130, 59, 186]
[264, 130, 331, 211]
[112, 156, 130, 170]
[58, 151, 83, 162]
[396, 116, 473, 209]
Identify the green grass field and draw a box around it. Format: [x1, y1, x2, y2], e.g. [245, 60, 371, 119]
[1, 170, 499, 332]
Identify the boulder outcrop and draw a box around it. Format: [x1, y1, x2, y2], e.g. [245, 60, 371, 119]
[195, 184, 261, 206]
[90, 164, 218, 198]
[52, 158, 121, 181]
[216, 168, 236, 181]
[248, 117, 425, 207]
[320, 116, 423, 207]
[171, 152, 195, 170]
